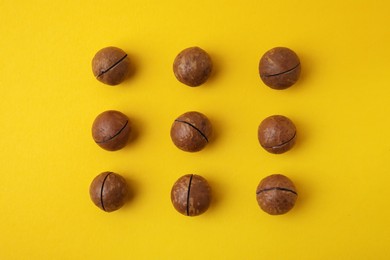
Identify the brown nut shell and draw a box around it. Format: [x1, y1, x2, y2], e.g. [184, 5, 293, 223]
[258, 115, 296, 154]
[170, 111, 212, 152]
[173, 47, 213, 87]
[89, 172, 128, 212]
[92, 110, 131, 151]
[256, 174, 297, 215]
[92, 46, 130, 85]
[171, 174, 212, 216]
[259, 47, 301, 89]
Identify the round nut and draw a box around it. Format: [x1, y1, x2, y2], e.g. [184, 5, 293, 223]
[89, 172, 128, 212]
[92, 110, 131, 151]
[173, 47, 213, 87]
[170, 111, 212, 152]
[258, 115, 296, 154]
[171, 174, 212, 216]
[92, 46, 130, 85]
[256, 174, 297, 215]
[259, 47, 301, 89]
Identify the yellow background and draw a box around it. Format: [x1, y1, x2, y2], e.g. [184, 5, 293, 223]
[1, 0, 389, 259]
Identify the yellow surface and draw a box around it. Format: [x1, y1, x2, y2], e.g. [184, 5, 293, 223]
[1, 0, 389, 259]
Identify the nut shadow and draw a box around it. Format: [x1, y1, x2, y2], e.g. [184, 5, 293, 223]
[290, 115, 310, 153]
[121, 113, 144, 150]
[293, 49, 315, 91]
[121, 174, 139, 209]
[202, 49, 223, 87]
[122, 52, 139, 85]
[204, 113, 223, 152]
[205, 175, 224, 214]
[286, 171, 312, 213]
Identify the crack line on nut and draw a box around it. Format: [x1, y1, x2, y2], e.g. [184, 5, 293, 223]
[95, 120, 128, 144]
[261, 63, 300, 77]
[97, 54, 128, 78]
[100, 172, 112, 211]
[263, 132, 296, 149]
[186, 174, 194, 216]
[175, 120, 208, 142]
[256, 187, 297, 195]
